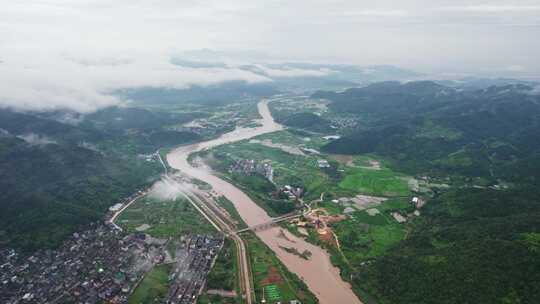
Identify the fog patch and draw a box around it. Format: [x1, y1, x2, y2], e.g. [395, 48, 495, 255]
[0, 128, 10, 137]
[148, 176, 184, 201]
[0, 53, 271, 114]
[17, 133, 57, 146]
[530, 85, 540, 95]
[78, 141, 102, 154]
[252, 65, 334, 78]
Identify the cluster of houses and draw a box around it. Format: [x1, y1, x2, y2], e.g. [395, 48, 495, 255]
[167, 235, 223, 304]
[317, 159, 331, 168]
[229, 159, 274, 182]
[274, 185, 305, 201]
[0, 223, 166, 304]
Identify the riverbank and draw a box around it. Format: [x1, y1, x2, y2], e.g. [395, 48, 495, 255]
[167, 99, 362, 304]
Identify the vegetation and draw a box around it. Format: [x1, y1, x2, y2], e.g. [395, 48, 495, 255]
[277, 112, 333, 133]
[216, 196, 248, 230]
[339, 167, 410, 197]
[355, 188, 540, 304]
[311, 81, 540, 303]
[205, 239, 238, 291]
[129, 264, 171, 304]
[119, 81, 278, 106]
[0, 134, 161, 252]
[117, 196, 215, 237]
[318, 82, 540, 182]
[245, 233, 318, 304]
[0, 105, 205, 252]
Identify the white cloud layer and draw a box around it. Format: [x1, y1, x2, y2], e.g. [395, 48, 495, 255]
[253, 65, 334, 78]
[0, 54, 270, 112]
[1, 0, 539, 112]
[17, 133, 57, 146]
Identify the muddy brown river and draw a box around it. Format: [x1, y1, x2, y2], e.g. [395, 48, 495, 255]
[167, 100, 362, 304]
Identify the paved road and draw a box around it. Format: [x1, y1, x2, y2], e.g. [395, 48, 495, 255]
[178, 186, 254, 304]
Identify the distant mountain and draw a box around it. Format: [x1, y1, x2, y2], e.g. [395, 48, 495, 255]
[313, 80, 540, 304]
[170, 50, 421, 91]
[435, 77, 539, 91]
[118, 81, 279, 105]
[316, 81, 540, 181]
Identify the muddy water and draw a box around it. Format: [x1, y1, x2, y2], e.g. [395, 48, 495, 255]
[167, 100, 362, 304]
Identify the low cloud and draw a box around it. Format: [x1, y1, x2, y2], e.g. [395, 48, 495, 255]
[439, 5, 540, 13]
[0, 128, 10, 137]
[0, 53, 270, 113]
[338, 10, 408, 17]
[17, 133, 57, 146]
[251, 65, 334, 78]
[530, 85, 540, 95]
[148, 177, 183, 202]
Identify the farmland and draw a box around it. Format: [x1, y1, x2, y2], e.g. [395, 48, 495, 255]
[117, 196, 215, 238]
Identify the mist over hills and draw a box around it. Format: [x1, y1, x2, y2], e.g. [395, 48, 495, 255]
[0, 105, 207, 251]
[306, 80, 540, 303]
[316, 81, 540, 179]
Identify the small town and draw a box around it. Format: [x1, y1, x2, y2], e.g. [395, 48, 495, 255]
[0, 225, 224, 304]
[167, 235, 223, 304]
[0, 222, 165, 304]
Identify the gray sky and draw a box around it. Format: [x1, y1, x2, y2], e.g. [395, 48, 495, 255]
[1, 0, 539, 112]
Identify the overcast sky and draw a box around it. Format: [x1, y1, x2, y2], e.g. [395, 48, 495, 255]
[1, 0, 539, 112]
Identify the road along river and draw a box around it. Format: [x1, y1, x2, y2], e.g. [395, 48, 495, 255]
[167, 100, 362, 304]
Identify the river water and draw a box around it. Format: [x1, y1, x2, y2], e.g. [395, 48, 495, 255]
[167, 100, 362, 304]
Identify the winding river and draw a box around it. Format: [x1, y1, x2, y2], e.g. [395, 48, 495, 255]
[167, 100, 362, 304]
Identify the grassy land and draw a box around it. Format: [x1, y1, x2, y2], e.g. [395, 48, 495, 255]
[299, 199, 410, 303]
[339, 167, 410, 197]
[197, 294, 238, 304]
[117, 196, 215, 237]
[198, 238, 242, 304]
[206, 238, 238, 291]
[129, 264, 171, 304]
[334, 210, 406, 261]
[206, 130, 411, 207]
[245, 233, 318, 304]
[206, 138, 336, 205]
[200, 129, 417, 302]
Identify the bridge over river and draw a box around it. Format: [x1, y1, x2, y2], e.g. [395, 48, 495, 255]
[236, 213, 301, 233]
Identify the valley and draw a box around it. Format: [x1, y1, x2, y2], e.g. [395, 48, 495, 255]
[2, 80, 539, 304]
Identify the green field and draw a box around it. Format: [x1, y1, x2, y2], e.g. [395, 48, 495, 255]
[117, 196, 215, 237]
[206, 138, 337, 204]
[129, 264, 171, 304]
[199, 238, 242, 304]
[339, 167, 410, 197]
[205, 238, 239, 292]
[197, 294, 238, 304]
[245, 233, 318, 304]
[335, 213, 406, 262]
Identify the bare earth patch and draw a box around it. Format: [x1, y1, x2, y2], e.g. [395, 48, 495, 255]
[391, 212, 407, 223]
[361, 159, 381, 170]
[366, 208, 381, 216]
[331, 154, 355, 167]
[339, 194, 388, 210]
[249, 139, 305, 156]
[135, 223, 151, 231]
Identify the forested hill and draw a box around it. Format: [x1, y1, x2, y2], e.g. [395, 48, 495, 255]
[312, 81, 540, 303]
[0, 106, 201, 252]
[315, 82, 540, 182]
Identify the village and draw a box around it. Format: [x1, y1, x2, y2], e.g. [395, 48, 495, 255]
[0, 186, 224, 304]
[0, 222, 164, 304]
[166, 235, 223, 304]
